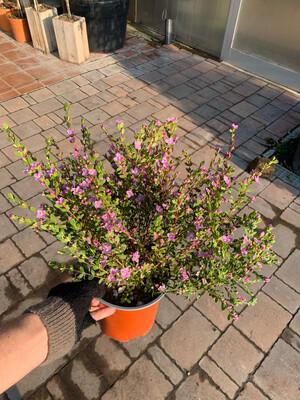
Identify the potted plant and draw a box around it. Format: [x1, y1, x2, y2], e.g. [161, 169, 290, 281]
[25, 0, 57, 53]
[68, 0, 130, 52]
[3, 105, 277, 341]
[8, 0, 31, 42]
[0, 0, 17, 31]
[52, 0, 89, 64]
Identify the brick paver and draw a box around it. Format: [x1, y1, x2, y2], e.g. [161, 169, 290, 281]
[259, 179, 299, 210]
[290, 310, 300, 335]
[148, 345, 183, 385]
[234, 292, 291, 352]
[0, 239, 25, 274]
[263, 276, 300, 313]
[271, 223, 297, 258]
[253, 339, 300, 400]
[160, 307, 219, 370]
[199, 356, 239, 399]
[174, 371, 226, 400]
[102, 356, 172, 400]
[0, 27, 300, 400]
[237, 383, 268, 399]
[276, 249, 300, 292]
[209, 326, 264, 385]
[194, 293, 231, 331]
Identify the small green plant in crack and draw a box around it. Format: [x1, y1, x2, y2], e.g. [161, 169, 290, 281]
[274, 134, 300, 172]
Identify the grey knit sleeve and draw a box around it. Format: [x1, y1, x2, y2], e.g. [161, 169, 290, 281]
[25, 296, 77, 364]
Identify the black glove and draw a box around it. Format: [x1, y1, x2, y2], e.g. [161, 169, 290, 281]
[25, 279, 104, 363]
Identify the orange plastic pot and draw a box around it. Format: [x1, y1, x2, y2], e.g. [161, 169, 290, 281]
[98, 292, 164, 341]
[0, 8, 16, 32]
[9, 15, 31, 42]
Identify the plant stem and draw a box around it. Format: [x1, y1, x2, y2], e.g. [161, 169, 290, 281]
[16, 0, 23, 18]
[33, 0, 38, 12]
[65, 0, 71, 19]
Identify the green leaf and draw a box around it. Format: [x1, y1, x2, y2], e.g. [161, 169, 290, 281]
[14, 151, 23, 157]
[8, 193, 16, 201]
[154, 216, 162, 227]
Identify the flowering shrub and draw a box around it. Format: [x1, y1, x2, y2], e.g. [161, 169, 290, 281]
[4, 105, 277, 319]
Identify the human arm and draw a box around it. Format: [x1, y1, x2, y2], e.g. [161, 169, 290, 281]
[0, 282, 115, 394]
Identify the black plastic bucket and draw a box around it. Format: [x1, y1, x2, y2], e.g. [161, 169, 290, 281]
[69, 0, 130, 52]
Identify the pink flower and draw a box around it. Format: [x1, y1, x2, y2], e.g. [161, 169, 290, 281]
[121, 268, 130, 279]
[135, 141, 141, 150]
[251, 196, 256, 202]
[108, 268, 118, 282]
[186, 232, 195, 241]
[116, 120, 123, 125]
[264, 277, 270, 282]
[180, 267, 188, 281]
[94, 200, 102, 209]
[161, 156, 169, 169]
[34, 171, 43, 181]
[241, 247, 248, 255]
[254, 175, 260, 183]
[223, 175, 231, 187]
[113, 152, 124, 163]
[100, 258, 107, 268]
[88, 169, 97, 176]
[36, 209, 46, 220]
[232, 124, 238, 130]
[243, 235, 250, 244]
[56, 197, 64, 205]
[220, 235, 232, 244]
[126, 189, 134, 198]
[132, 167, 140, 175]
[167, 233, 175, 241]
[102, 244, 112, 255]
[166, 137, 175, 146]
[131, 251, 140, 263]
[156, 205, 163, 214]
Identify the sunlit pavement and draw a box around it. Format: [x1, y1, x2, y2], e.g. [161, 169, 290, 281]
[0, 27, 300, 400]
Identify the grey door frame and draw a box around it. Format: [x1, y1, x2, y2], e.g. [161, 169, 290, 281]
[221, 0, 300, 92]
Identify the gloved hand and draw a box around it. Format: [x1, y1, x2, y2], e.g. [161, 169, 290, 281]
[25, 279, 114, 364]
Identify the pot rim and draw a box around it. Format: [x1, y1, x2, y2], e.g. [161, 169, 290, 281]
[96, 291, 165, 311]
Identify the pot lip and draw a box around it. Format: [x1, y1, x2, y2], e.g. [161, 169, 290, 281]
[96, 291, 165, 311]
[8, 14, 26, 20]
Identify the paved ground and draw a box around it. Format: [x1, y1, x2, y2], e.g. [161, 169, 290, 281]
[0, 26, 300, 400]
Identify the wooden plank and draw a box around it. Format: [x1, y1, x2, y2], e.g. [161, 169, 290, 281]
[53, 17, 67, 60]
[80, 18, 89, 62]
[25, 6, 57, 53]
[53, 15, 89, 64]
